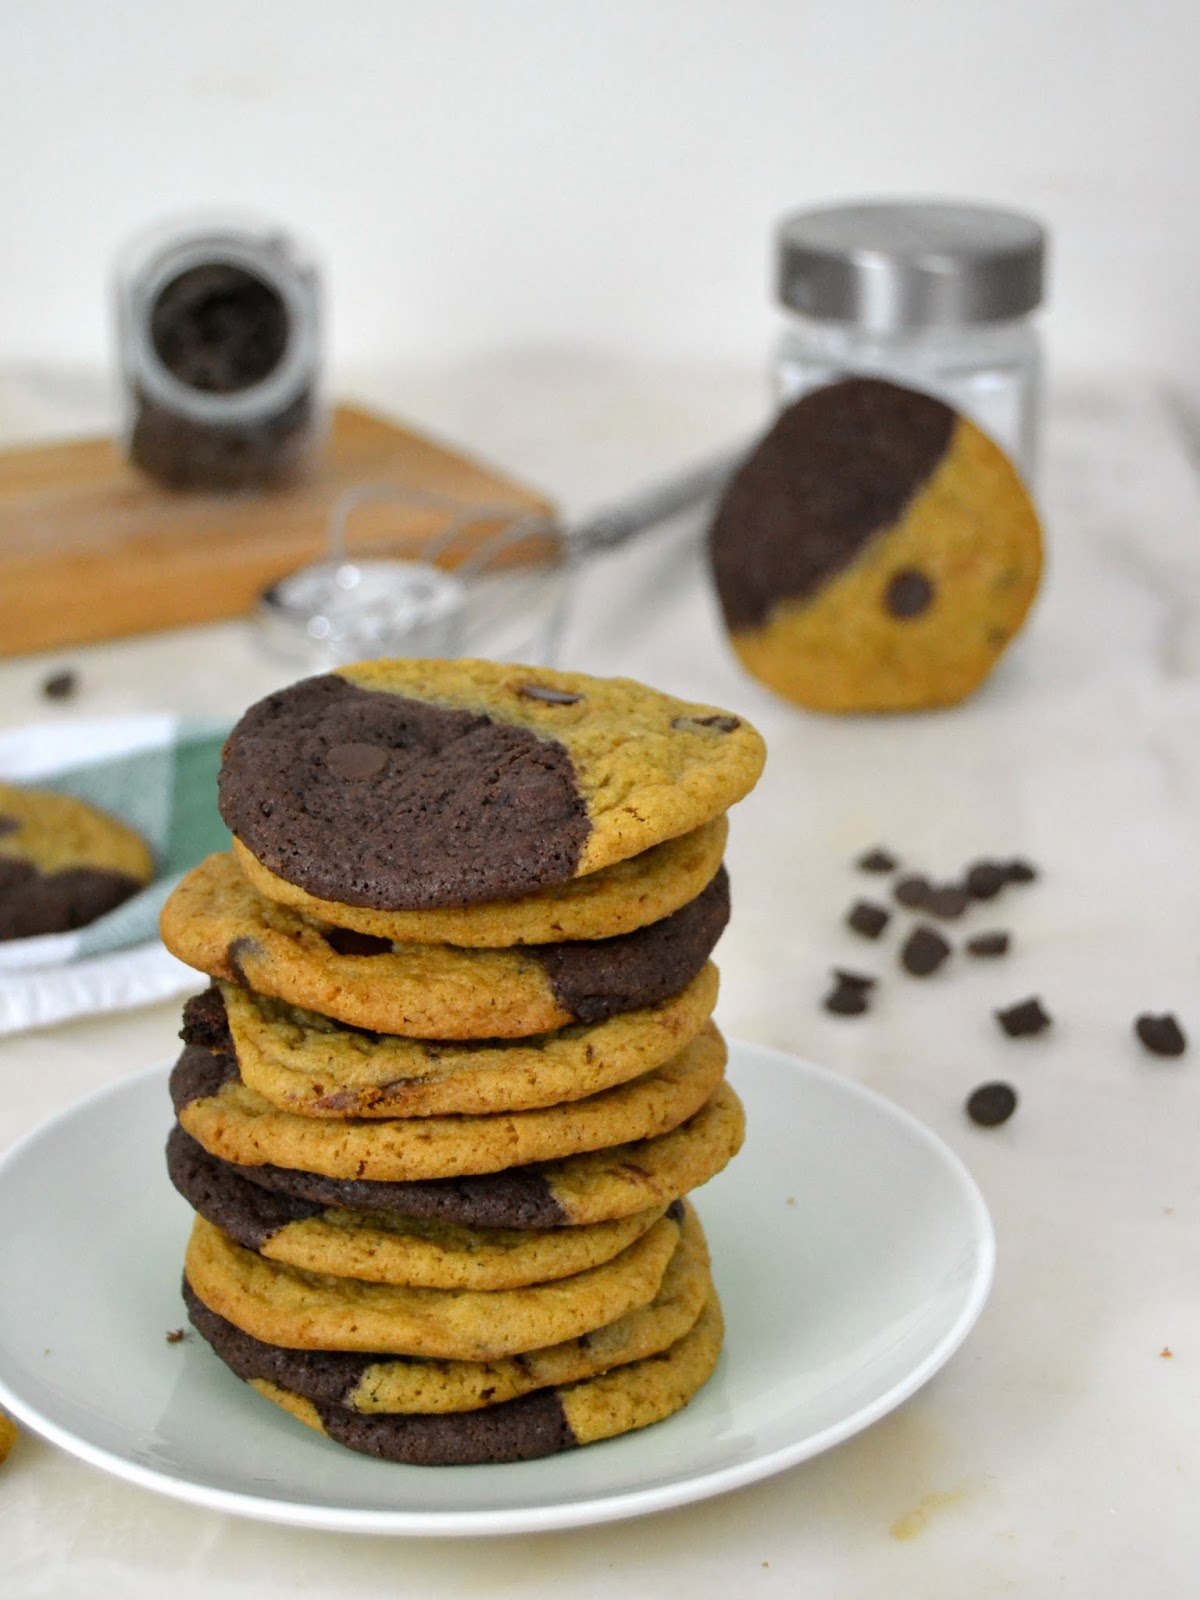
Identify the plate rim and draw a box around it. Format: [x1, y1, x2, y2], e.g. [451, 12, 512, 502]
[0, 1040, 995, 1536]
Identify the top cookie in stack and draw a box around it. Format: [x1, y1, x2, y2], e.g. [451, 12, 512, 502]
[160, 658, 764, 1466]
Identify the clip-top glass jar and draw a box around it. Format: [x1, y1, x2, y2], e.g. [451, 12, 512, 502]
[774, 200, 1046, 483]
[116, 216, 324, 491]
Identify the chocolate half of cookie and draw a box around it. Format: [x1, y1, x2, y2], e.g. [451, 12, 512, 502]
[0, 856, 146, 941]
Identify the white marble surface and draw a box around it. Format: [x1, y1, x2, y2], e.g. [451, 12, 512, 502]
[0, 364, 1198, 1596]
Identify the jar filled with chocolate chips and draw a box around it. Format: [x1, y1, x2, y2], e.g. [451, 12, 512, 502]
[116, 217, 324, 491]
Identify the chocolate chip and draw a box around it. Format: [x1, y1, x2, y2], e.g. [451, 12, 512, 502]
[41, 669, 79, 701]
[846, 900, 890, 938]
[323, 927, 394, 957]
[996, 997, 1051, 1037]
[856, 847, 898, 873]
[885, 568, 935, 619]
[900, 924, 951, 976]
[964, 860, 1009, 900]
[894, 874, 932, 909]
[1134, 1013, 1187, 1058]
[966, 930, 1010, 958]
[518, 684, 583, 705]
[671, 713, 740, 733]
[824, 973, 872, 1015]
[966, 1082, 1018, 1127]
[924, 883, 970, 919]
[0, 815, 18, 839]
[324, 743, 389, 781]
[1001, 858, 1038, 884]
[832, 968, 876, 990]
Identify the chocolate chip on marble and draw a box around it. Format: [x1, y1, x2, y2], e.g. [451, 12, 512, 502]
[823, 970, 874, 1016]
[924, 883, 971, 919]
[995, 996, 1052, 1037]
[900, 924, 951, 976]
[324, 742, 389, 781]
[964, 860, 1009, 900]
[894, 874, 933, 909]
[41, 668, 79, 701]
[856, 846, 898, 873]
[323, 927, 394, 957]
[1001, 858, 1038, 885]
[966, 930, 1010, 958]
[885, 568, 935, 619]
[966, 1081, 1018, 1127]
[1134, 1013, 1187, 1058]
[846, 899, 891, 939]
[518, 684, 583, 705]
[671, 713, 740, 733]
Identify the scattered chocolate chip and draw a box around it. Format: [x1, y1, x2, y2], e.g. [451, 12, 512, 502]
[966, 930, 1010, 958]
[519, 684, 583, 705]
[824, 973, 872, 1015]
[323, 742, 390, 781]
[846, 899, 891, 939]
[894, 874, 933, 909]
[966, 1081, 1018, 1127]
[1134, 1013, 1187, 1058]
[924, 883, 970, 919]
[856, 847, 898, 873]
[832, 968, 876, 990]
[165, 1328, 189, 1344]
[41, 669, 79, 701]
[996, 996, 1051, 1037]
[964, 860, 1008, 900]
[885, 568, 935, 619]
[900, 924, 951, 976]
[1001, 858, 1038, 884]
[323, 927, 394, 957]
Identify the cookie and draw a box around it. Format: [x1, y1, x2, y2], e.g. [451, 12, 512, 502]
[0, 780, 154, 941]
[233, 816, 728, 948]
[0, 1410, 16, 1463]
[182, 1199, 711, 1413]
[242, 1293, 723, 1465]
[168, 1125, 670, 1289]
[170, 1022, 727, 1182]
[708, 376, 1043, 712]
[161, 851, 729, 1038]
[181, 964, 719, 1119]
[175, 1079, 745, 1230]
[216, 661, 764, 909]
[183, 1208, 682, 1360]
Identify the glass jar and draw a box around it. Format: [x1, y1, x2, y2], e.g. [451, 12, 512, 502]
[116, 216, 324, 491]
[774, 200, 1046, 483]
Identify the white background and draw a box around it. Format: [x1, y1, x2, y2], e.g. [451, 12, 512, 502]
[0, 0, 1197, 403]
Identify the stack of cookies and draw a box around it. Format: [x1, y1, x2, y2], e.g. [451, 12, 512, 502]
[160, 659, 765, 1466]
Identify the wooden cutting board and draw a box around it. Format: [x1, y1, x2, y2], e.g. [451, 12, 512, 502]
[0, 404, 556, 658]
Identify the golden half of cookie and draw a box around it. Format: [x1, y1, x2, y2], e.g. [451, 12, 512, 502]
[181, 1199, 712, 1412]
[709, 377, 1043, 712]
[193, 964, 718, 1119]
[161, 852, 728, 1039]
[170, 1022, 728, 1183]
[216, 659, 764, 911]
[183, 1208, 682, 1360]
[232, 815, 728, 947]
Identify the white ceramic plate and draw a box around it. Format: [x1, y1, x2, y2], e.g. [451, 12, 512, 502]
[0, 1040, 993, 1536]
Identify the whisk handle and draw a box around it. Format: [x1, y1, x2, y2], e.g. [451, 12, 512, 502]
[567, 444, 747, 554]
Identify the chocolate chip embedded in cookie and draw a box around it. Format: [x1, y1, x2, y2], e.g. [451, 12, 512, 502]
[707, 377, 1043, 712]
[216, 660, 763, 910]
[0, 781, 155, 941]
[161, 852, 729, 1038]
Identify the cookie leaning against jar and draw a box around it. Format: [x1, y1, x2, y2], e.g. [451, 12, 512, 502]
[708, 376, 1044, 713]
[0, 781, 155, 941]
[215, 659, 765, 912]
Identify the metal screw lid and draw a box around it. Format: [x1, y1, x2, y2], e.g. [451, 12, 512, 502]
[777, 200, 1046, 331]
